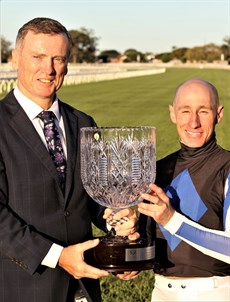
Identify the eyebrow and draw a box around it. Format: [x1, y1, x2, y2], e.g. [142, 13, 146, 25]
[177, 105, 212, 110]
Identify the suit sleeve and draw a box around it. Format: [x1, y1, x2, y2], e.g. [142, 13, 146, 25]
[0, 151, 54, 274]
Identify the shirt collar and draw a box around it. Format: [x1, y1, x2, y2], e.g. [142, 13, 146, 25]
[13, 86, 61, 121]
[179, 134, 217, 159]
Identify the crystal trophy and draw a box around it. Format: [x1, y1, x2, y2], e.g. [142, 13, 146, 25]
[80, 126, 156, 272]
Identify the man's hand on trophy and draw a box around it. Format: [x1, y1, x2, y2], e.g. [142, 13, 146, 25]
[58, 239, 109, 279]
[103, 208, 140, 240]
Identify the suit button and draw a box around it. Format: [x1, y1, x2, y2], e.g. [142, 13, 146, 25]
[181, 284, 186, 289]
[64, 211, 70, 217]
[168, 283, 172, 288]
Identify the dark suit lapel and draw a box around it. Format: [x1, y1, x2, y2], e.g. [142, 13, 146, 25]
[60, 103, 78, 203]
[6, 95, 63, 198]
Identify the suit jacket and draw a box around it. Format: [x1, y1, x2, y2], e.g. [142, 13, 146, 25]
[0, 91, 106, 302]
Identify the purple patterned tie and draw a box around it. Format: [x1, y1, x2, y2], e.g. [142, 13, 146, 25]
[38, 111, 67, 193]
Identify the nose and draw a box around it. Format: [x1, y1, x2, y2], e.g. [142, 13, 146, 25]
[189, 113, 201, 128]
[43, 58, 55, 74]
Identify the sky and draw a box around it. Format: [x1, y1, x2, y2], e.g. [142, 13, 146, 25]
[0, 0, 230, 55]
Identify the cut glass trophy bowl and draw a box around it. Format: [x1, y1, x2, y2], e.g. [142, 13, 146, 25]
[80, 126, 156, 272]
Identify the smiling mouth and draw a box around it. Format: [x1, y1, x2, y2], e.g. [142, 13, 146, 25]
[39, 79, 53, 83]
[186, 130, 202, 136]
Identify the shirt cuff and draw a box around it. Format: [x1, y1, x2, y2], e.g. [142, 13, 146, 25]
[163, 211, 184, 234]
[41, 243, 64, 268]
[106, 222, 112, 231]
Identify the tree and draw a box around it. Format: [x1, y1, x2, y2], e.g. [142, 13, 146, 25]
[171, 47, 188, 63]
[155, 52, 172, 63]
[68, 28, 98, 63]
[97, 50, 121, 63]
[123, 49, 146, 62]
[223, 36, 230, 48]
[0, 36, 12, 63]
[221, 36, 230, 62]
[185, 43, 221, 62]
[203, 43, 222, 62]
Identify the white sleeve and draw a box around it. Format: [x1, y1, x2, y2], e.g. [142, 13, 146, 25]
[163, 178, 230, 264]
[41, 243, 64, 268]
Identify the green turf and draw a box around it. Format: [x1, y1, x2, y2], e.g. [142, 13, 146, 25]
[57, 67, 230, 158]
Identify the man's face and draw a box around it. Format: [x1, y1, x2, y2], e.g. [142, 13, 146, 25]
[169, 82, 223, 148]
[12, 31, 69, 107]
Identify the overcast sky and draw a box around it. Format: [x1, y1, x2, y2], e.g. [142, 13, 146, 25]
[0, 0, 229, 54]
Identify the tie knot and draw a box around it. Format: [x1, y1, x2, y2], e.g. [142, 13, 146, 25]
[38, 111, 55, 124]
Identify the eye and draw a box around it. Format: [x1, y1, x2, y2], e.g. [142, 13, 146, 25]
[199, 110, 209, 114]
[54, 57, 66, 64]
[32, 55, 45, 61]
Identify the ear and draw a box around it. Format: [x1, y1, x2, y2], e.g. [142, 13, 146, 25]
[11, 49, 18, 70]
[216, 105, 224, 123]
[169, 104, 177, 124]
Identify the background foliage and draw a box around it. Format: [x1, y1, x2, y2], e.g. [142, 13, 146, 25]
[1, 34, 229, 63]
[1, 67, 229, 301]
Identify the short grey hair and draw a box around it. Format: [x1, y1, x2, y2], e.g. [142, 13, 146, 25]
[15, 17, 73, 57]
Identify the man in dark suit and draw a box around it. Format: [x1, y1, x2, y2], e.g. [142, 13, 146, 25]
[0, 17, 137, 302]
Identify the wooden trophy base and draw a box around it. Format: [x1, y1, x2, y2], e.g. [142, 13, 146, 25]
[85, 235, 155, 272]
